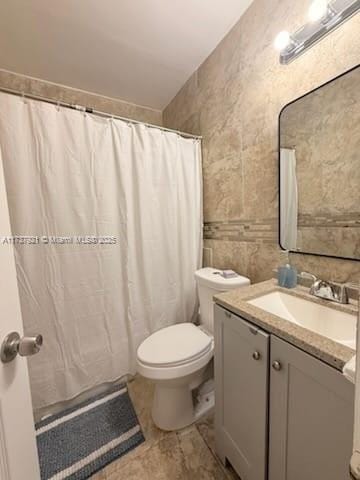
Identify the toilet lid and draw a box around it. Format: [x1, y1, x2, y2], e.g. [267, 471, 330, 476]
[137, 323, 213, 367]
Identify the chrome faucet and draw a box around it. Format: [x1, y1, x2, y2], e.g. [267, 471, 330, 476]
[300, 272, 355, 305]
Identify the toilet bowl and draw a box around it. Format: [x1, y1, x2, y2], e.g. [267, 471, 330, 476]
[136, 267, 250, 431]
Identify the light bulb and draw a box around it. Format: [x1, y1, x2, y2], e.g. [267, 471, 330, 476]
[274, 31, 291, 51]
[308, 0, 329, 22]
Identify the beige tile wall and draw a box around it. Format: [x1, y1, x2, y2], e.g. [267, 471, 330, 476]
[1, 1, 360, 284]
[0, 69, 162, 126]
[163, 0, 360, 283]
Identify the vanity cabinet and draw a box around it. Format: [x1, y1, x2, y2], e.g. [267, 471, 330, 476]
[214, 304, 269, 480]
[269, 335, 354, 480]
[214, 305, 355, 480]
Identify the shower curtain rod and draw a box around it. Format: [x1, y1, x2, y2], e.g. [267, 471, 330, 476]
[0, 86, 202, 141]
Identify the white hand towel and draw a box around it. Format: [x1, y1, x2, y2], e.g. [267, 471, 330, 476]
[350, 289, 360, 478]
[343, 355, 356, 383]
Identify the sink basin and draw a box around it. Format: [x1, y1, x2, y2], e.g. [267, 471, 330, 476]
[248, 291, 357, 349]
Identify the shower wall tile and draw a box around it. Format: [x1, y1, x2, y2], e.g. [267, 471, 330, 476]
[0, 69, 163, 126]
[203, 155, 244, 221]
[290, 254, 360, 284]
[164, 0, 360, 283]
[241, 140, 278, 221]
[204, 239, 282, 284]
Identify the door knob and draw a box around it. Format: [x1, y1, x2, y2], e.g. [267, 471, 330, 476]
[252, 351, 261, 360]
[0, 332, 43, 363]
[272, 360, 282, 371]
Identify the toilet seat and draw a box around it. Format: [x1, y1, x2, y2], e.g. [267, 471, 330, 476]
[137, 323, 214, 381]
[137, 323, 212, 367]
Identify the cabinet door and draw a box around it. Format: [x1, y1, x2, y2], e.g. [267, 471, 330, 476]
[214, 305, 269, 480]
[269, 335, 354, 480]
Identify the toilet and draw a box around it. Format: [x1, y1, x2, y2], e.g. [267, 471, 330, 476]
[136, 267, 250, 431]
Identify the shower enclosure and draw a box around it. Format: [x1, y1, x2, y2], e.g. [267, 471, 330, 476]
[0, 90, 203, 415]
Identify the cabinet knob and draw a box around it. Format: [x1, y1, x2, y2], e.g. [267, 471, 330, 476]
[252, 351, 261, 360]
[272, 360, 282, 371]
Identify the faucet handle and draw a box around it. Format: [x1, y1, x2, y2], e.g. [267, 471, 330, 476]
[332, 282, 348, 304]
[312, 279, 336, 299]
[300, 271, 317, 282]
[342, 282, 359, 302]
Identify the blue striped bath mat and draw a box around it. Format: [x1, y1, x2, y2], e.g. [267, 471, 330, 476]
[36, 384, 144, 480]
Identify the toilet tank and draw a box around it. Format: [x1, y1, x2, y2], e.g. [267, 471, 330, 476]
[194, 268, 250, 334]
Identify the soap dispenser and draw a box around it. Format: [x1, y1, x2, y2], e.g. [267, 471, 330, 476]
[277, 252, 297, 288]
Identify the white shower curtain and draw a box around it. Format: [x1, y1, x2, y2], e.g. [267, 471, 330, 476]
[0, 92, 202, 411]
[280, 148, 298, 251]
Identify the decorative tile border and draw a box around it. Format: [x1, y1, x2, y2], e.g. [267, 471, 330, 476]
[204, 219, 278, 243]
[204, 213, 360, 243]
[298, 213, 360, 228]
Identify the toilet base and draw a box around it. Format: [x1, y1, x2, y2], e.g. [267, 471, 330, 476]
[194, 379, 215, 420]
[151, 371, 214, 431]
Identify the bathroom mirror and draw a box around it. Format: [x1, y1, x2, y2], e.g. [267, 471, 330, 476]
[279, 64, 360, 261]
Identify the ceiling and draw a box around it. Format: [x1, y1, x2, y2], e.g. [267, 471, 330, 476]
[0, 0, 253, 110]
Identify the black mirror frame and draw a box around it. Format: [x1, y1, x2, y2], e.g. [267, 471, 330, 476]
[278, 62, 360, 262]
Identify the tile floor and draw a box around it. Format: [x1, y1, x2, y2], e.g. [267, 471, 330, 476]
[91, 376, 238, 479]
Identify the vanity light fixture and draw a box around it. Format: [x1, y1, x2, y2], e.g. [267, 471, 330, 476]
[274, 31, 292, 51]
[275, 0, 360, 64]
[308, 0, 331, 21]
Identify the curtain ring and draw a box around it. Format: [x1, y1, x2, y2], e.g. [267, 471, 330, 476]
[56, 101, 61, 112]
[22, 92, 27, 105]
